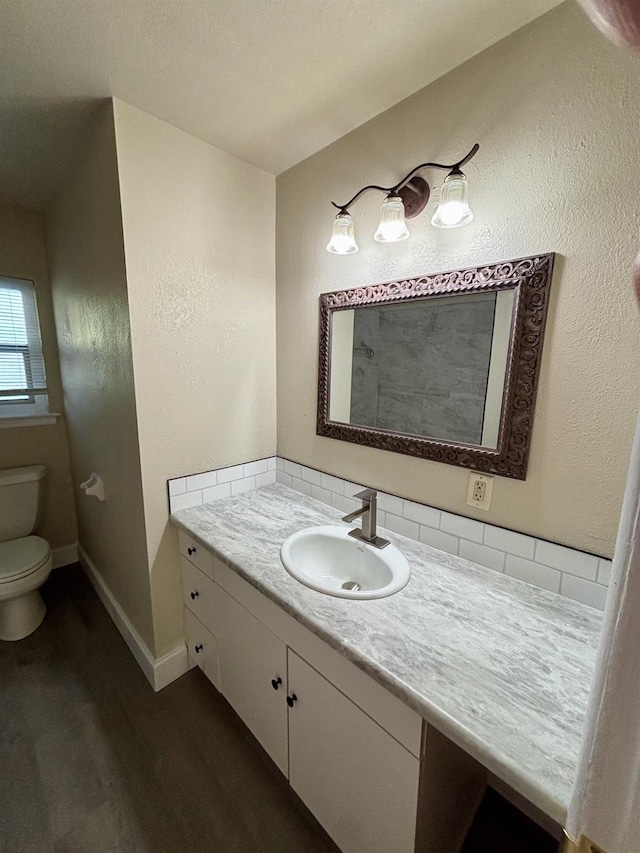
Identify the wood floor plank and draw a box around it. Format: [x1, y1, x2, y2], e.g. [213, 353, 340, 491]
[1, 566, 338, 853]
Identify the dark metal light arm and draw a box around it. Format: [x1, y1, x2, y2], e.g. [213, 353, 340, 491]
[330, 144, 480, 213]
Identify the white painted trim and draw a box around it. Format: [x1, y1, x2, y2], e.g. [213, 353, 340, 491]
[0, 413, 61, 429]
[78, 544, 188, 692]
[52, 543, 78, 568]
[154, 643, 190, 691]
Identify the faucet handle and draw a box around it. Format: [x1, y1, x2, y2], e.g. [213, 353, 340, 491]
[353, 488, 377, 502]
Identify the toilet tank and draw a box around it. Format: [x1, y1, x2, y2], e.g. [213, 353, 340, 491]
[0, 465, 47, 543]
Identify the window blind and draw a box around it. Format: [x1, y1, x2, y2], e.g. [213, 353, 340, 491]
[0, 277, 47, 406]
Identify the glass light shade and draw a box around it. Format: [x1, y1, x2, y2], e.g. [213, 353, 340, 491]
[327, 212, 358, 254]
[431, 172, 474, 229]
[374, 196, 410, 243]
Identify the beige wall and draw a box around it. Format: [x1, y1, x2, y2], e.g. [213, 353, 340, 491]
[47, 103, 155, 651]
[113, 100, 276, 655]
[276, 2, 640, 558]
[0, 205, 77, 552]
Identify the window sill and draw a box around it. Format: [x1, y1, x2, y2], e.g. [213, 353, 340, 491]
[0, 413, 61, 429]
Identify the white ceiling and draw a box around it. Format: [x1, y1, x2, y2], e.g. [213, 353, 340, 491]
[0, 0, 562, 210]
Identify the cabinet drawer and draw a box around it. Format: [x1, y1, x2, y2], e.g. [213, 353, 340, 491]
[185, 609, 220, 690]
[178, 530, 214, 579]
[181, 557, 217, 636]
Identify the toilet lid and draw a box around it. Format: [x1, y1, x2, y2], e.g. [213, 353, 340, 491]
[0, 536, 51, 582]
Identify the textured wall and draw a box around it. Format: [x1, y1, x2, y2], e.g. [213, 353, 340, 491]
[276, 2, 640, 557]
[113, 100, 276, 656]
[0, 205, 77, 551]
[47, 103, 154, 651]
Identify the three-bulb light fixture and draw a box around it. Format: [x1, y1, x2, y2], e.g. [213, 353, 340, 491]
[327, 144, 479, 254]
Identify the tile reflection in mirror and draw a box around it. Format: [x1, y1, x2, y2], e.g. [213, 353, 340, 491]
[329, 290, 515, 449]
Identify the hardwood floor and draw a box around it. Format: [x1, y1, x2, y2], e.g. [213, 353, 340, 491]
[0, 565, 339, 853]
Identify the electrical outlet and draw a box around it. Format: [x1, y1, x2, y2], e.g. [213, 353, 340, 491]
[466, 473, 494, 511]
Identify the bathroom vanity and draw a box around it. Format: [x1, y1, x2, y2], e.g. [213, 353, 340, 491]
[171, 483, 601, 853]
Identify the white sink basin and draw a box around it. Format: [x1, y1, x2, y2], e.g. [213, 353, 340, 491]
[280, 525, 410, 599]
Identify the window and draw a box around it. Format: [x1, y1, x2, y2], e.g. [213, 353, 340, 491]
[0, 277, 48, 417]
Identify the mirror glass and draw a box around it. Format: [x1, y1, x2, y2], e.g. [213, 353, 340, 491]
[329, 290, 515, 449]
[317, 254, 555, 480]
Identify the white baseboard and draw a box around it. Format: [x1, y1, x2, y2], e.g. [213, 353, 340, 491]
[154, 643, 190, 691]
[78, 544, 188, 692]
[52, 543, 79, 568]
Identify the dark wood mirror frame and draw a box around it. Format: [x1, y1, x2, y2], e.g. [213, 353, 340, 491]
[316, 253, 555, 480]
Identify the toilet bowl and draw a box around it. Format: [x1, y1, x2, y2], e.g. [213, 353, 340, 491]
[0, 536, 52, 640]
[0, 465, 52, 641]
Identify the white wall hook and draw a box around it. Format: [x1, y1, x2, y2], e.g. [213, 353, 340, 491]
[80, 473, 105, 501]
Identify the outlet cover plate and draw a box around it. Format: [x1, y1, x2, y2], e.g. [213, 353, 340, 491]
[466, 473, 494, 511]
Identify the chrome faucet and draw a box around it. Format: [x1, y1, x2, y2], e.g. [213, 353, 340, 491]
[342, 488, 390, 549]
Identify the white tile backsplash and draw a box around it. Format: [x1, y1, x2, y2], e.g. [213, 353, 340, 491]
[231, 476, 256, 496]
[276, 470, 293, 488]
[168, 455, 612, 610]
[168, 478, 186, 497]
[283, 459, 302, 478]
[170, 490, 203, 511]
[256, 470, 277, 488]
[186, 470, 218, 491]
[459, 540, 506, 573]
[244, 459, 268, 477]
[290, 476, 311, 496]
[535, 540, 599, 581]
[597, 558, 612, 586]
[483, 526, 536, 559]
[216, 464, 245, 484]
[202, 482, 231, 503]
[419, 526, 459, 556]
[384, 513, 420, 540]
[321, 473, 344, 494]
[505, 555, 561, 594]
[377, 492, 404, 516]
[300, 465, 322, 486]
[403, 500, 440, 529]
[343, 480, 365, 499]
[441, 511, 484, 544]
[310, 484, 332, 504]
[560, 574, 609, 609]
[331, 493, 357, 514]
[168, 457, 276, 512]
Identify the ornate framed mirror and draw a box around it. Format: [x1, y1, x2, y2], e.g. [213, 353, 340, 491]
[316, 254, 555, 480]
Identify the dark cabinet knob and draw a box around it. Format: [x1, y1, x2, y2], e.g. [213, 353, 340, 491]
[188, 546, 197, 555]
[286, 693, 298, 708]
[190, 591, 199, 600]
[194, 643, 203, 654]
[271, 677, 282, 691]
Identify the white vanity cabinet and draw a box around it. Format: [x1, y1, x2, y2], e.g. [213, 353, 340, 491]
[178, 533, 422, 853]
[216, 586, 289, 774]
[288, 649, 420, 853]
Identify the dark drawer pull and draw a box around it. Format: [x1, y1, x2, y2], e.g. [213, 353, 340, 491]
[286, 693, 297, 708]
[194, 643, 203, 654]
[271, 677, 282, 691]
[190, 591, 199, 600]
[188, 546, 197, 555]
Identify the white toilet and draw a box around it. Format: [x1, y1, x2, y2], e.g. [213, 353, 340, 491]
[0, 465, 53, 641]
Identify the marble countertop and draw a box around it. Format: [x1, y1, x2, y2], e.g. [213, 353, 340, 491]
[171, 483, 602, 825]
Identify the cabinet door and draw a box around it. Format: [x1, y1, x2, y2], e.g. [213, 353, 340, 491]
[216, 586, 288, 775]
[288, 650, 420, 853]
